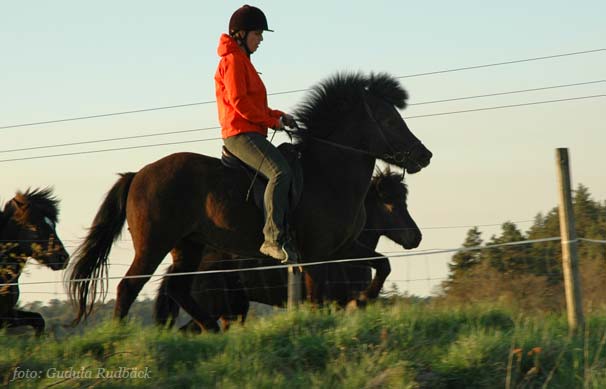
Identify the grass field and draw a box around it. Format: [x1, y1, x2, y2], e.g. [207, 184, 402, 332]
[2, 300, 606, 388]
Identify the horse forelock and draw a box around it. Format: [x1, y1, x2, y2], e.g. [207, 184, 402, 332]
[367, 73, 409, 109]
[15, 188, 59, 223]
[372, 166, 408, 201]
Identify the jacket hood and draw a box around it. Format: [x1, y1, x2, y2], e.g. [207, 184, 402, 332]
[217, 34, 242, 57]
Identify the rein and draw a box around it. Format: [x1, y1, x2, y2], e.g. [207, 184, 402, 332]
[361, 98, 415, 164]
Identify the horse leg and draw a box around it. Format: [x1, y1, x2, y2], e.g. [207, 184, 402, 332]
[5, 309, 45, 336]
[304, 265, 327, 305]
[225, 272, 249, 327]
[331, 241, 390, 301]
[178, 320, 202, 334]
[154, 264, 181, 327]
[219, 317, 231, 332]
[167, 241, 220, 332]
[114, 250, 166, 321]
[364, 256, 391, 299]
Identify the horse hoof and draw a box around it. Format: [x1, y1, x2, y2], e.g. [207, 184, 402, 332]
[345, 299, 359, 312]
[353, 292, 369, 309]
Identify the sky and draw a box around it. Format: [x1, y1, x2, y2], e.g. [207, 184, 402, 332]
[1, 1, 605, 305]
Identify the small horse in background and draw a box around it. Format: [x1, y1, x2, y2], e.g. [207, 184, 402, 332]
[315, 166, 421, 304]
[0, 189, 69, 335]
[155, 167, 421, 330]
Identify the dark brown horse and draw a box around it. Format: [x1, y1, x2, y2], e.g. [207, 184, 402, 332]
[68, 72, 432, 331]
[155, 167, 421, 330]
[0, 189, 69, 335]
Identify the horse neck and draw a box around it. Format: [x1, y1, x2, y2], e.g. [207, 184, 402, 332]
[357, 229, 381, 250]
[302, 141, 376, 199]
[0, 235, 27, 284]
[0, 208, 28, 276]
[0, 208, 7, 238]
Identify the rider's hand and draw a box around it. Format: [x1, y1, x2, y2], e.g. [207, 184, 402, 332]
[280, 114, 297, 129]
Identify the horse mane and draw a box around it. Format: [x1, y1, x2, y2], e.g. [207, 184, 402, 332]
[293, 72, 409, 143]
[0, 206, 5, 236]
[371, 166, 408, 201]
[12, 188, 60, 223]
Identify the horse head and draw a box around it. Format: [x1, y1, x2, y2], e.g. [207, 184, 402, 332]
[294, 72, 432, 174]
[3, 188, 69, 270]
[366, 167, 422, 249]
[361, 73, 432, 174]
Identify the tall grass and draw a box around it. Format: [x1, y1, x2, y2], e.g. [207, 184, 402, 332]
[2, 301, 606, 388]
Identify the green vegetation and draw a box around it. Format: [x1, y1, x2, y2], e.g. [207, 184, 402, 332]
[2, 301, 606, 388]
[3, 185, 605, 387]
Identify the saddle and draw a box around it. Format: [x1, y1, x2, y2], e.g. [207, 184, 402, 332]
[221, 143, 304, 216]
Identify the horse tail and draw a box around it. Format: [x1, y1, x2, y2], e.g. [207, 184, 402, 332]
[67, 172, 136, 324]
[153, 265, 180, 327]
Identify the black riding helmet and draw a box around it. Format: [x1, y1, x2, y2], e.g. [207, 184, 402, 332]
[229, 5, 273, 34]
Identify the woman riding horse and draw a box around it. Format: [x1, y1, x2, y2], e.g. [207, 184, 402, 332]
[68, 72, 432, 332]
[217, 5, 299, 263]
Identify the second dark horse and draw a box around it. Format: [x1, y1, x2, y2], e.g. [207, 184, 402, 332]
[155, 168, 421, 330]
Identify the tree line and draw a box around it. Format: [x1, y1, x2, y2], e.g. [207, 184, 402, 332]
[440, 184, 606, 311]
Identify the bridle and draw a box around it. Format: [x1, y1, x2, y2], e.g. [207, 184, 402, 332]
[361, 96, 420, 164]
[285, 94, 420, 165]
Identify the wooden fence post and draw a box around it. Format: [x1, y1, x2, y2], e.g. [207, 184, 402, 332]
[287, 266, 302, 310]
[555, 148, 584, 333]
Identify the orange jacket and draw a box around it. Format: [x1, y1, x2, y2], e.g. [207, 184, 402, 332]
[215, 34, 283, 139]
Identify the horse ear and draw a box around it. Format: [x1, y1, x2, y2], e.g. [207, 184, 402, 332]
[12, 197, 29, 212]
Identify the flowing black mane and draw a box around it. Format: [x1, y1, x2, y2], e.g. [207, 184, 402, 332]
[371, 167, 408, 202]
[11, 188, 60, 223]
[294, 72, 409, 139]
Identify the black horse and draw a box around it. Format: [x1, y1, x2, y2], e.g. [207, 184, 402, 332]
[68, 72, 432, 331]
[0, 189, 69, 335]
[155, 168, 421, 330]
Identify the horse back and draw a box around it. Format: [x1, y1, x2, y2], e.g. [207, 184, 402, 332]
[127, 152, 265, 254]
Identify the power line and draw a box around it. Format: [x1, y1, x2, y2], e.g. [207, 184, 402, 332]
[0, 138, 222, 163]
[0, 126, 219, 154]
[409, 80, 605, 106]
[395, 48, 605, 79]
[364, 219, 535, 232]
[406, 94, 605, 119]
[0, 101, 213, 131]
[1, 48, 603, 130]
[1, 93, 603, 164]
[4, 79, 602, 156]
